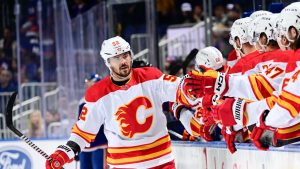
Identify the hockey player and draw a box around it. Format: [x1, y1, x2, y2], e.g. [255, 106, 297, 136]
[249, 3, 300, 150]
[180, 10, 295, 153]
[228, 10, 272, 75]
[78, 73, 107, 169]
[226, 10, 272, 70]
[46, 36, 180, 169]
[174, 46, 225, 142]
[184, 2, 300, 151]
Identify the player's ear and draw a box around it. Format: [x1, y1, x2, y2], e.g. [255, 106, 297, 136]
[281, 36, 289, 46]
[289, 26, 298, 41]
[259, 33, 268, 46]
[235, 37, 241, 48]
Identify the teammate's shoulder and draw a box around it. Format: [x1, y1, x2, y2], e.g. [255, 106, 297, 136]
[285, 50, 299, 73]
[132, 67, 163, 80]
[85, 76, 111, 102]
[267, 49, 293, 62]
[227, 50, 237, 61]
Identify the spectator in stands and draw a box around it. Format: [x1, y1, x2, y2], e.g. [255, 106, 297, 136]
[45, 109, 62, 138]
[157, 0, 177, 24]
[28, 110, 45, 138]
[0, 49, 10, 71]
[180, 2, 196, 24]
[0, 69, 17, 92]
[213, 4, 227, 25]
[193, 3, 204, 22]
[225, 3, 242, 27]
[22, 53, 39, 82]
[0, 26, 15, 59]
[45, 109, 60, 127]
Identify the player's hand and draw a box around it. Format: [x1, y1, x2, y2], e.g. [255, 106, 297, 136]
[46, 144, 75, 169]
[187, 70, 229, 96]
[250, 110, 277, 151]
[201, 94, 221, 108]
[180, 71, 205, 100]
[199, 124, 214, 141]
[195, 107, 215, 126]
[211, 98, 248, 126]
[221, 127, 249, 154]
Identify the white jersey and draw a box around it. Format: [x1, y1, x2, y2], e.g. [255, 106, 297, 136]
[69, 67, 180, 168]
[266, 50, 300, 128]
[226, 50, 292, 101]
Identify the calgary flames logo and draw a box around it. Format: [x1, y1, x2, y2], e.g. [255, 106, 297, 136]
[115, 96, 154, 138]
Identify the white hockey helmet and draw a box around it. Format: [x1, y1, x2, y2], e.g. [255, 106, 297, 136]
[229, 17, 252, 47]
[195, 46, 224, 71]
[252, 14, 279, 44]
[247, 17, 261, 45]
[100, 36, 132, 66]
[249, 10, 272, 20]
[276, 4, 300, 43]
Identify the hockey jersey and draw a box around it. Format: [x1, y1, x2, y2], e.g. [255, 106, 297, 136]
[69, 67, 180, 168]
[265, 49, 300, 128]
[228, 50, 260, 75]
[226, 50, 292, 101]
[226, 50, 238, 69]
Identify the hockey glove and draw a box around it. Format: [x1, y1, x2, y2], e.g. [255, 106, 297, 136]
[188, 70, 229, 96]
[180, 71, 205, 100]
[222, 127, 249, 154]
[201, 94, 221, 108]
[211, 98, 248, 126]
[250, 110, 277, 151]
[195, 107, 215, 126]
[46, 144, 75, 169]
[199, 124, 214, 141]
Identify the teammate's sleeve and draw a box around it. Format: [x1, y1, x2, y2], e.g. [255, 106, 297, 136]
[69, 95, 105, 151]
[226, 72, 277, 101]
[178, 108, 204, 137]
[265, 69, 300, 127]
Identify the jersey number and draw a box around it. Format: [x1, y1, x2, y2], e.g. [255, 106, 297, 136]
[163, 74, 177, 82]
[263, 65, 284, 79]
[80, 106, 88, 121]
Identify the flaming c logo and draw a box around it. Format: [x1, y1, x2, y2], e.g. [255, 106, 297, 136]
[115, 96, 154, 138]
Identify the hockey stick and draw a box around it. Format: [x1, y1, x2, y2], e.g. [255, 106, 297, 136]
[5, 92, 61, 167]
[168, 130, 183, 140]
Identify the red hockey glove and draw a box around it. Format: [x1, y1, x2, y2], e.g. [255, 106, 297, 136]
[182, 70, 229, 99]
[201, 94, 221, 108]
[46, 144, 75, 169]
[181, 71, 205, 99]
[211, 98, 248, 126]
[200, 70, 229, 96]
[195, 107, 215, 126]
[199, 124, 214, 141]
[222, 127, 249, 154]
[250, 110, 277, 151]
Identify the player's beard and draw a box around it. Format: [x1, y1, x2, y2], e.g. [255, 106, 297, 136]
[111, 63, 132, 79]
